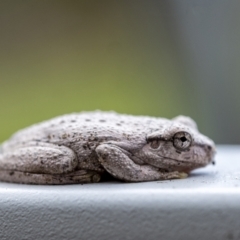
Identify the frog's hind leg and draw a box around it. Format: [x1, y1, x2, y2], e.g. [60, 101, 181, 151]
[0, 143, 78, 174]
[0, 169, 101, 184]
[0, 143, 81, 184]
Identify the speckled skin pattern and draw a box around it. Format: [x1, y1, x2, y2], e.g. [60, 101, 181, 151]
[0, 111, 216, 184]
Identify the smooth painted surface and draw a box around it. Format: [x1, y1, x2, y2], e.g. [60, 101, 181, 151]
[0, 145, 240, 240]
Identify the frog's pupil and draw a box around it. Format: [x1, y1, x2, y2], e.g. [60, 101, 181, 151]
[180, 137, 187, 142]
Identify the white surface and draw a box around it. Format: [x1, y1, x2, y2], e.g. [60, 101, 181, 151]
[0, 145, 240, 240]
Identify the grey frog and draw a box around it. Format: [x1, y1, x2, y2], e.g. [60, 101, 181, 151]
[0, 111, 215, 184]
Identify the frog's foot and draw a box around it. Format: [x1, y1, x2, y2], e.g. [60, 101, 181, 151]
[0, 143, 78, 175]
[96, 143, 188, 182]
[0, 169, 101, 184]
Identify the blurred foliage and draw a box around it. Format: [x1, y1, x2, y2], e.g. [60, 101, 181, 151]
[0, 0, 239, 143]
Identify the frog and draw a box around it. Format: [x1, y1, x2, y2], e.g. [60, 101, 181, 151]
[0, 111, 216, 184]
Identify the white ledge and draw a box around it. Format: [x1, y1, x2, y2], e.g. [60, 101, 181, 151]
[0, 145, 240, 240]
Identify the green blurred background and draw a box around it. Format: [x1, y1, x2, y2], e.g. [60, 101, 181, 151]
[0, 0, 240, 144]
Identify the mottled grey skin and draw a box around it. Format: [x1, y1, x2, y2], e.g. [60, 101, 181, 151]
[0, 111, 215, 184]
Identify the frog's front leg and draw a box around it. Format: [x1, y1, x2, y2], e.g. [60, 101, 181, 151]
[96, 143, 187, 182]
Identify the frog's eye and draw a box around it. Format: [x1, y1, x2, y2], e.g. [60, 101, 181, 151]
[149, 140, 160, 149]
[173, 131, 192, 150]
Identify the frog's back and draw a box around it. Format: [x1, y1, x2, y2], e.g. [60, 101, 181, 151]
[2, 111, 168, 151]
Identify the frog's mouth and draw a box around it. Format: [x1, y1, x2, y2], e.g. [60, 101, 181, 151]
[157, 156, 208, 171]
[150, 142, 215, 169]
[137, 147, 214, 171]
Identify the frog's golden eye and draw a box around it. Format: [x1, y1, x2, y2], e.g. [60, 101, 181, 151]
[173, 131, 192, 150]
[150, 140, 160, 149]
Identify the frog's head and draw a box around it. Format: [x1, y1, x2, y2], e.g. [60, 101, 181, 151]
[140, 116, 216, 172]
